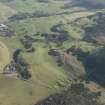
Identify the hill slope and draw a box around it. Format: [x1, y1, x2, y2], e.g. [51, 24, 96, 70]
[0, 0, 105, 105]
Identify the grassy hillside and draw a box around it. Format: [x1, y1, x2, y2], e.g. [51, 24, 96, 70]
[0, 2, 16, 22]
[0, 0, 105, 105]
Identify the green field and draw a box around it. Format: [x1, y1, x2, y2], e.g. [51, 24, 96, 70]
[0, 0, 105, 105]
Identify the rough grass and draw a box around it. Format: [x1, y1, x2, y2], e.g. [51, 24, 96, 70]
[0, 0, 104, 105]
[3, 0, 66, 13]
[0, 41, 69, 105]
[0, 41, 10, 72]
[0, 2, 16, 22]
[0, 37, 69, 105]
